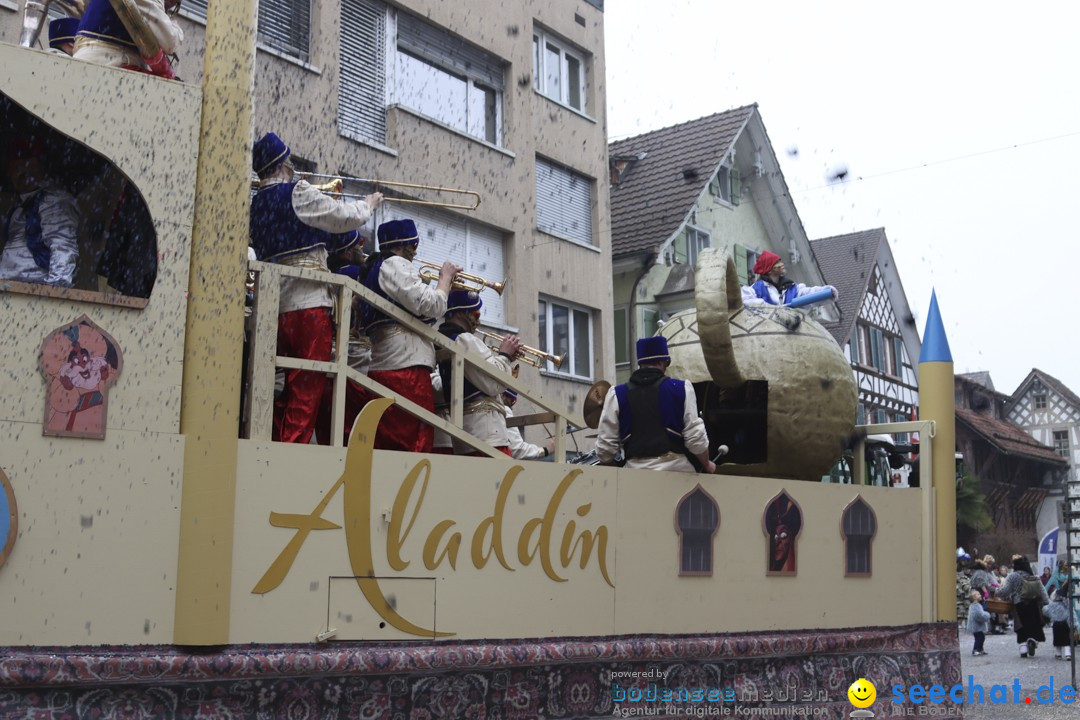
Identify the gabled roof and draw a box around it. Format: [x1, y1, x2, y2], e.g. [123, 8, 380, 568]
[808, 228, 884, 345]
[959, 372, 995, 391]
[957, 372, 1010, 400]
[1012, 368, 1080, 410]
[956, 408, 1068, 466]
[608, 105, 755, 257]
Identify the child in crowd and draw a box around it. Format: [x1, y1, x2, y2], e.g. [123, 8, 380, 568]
[967, 590, 990, 656]
[1047, 582, 1073, 660]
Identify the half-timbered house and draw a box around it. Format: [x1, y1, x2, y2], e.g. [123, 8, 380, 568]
[811, 228, 920, 434]
[1007, 368, 1080, 545]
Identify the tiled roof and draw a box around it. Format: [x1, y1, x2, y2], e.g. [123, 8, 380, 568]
[608, 105, 756, 257]
[809, 228, 885, 345]
[959, 371, 995, 391]
[956, 407, 1068, 466]
[1013, 368, 1080, 411]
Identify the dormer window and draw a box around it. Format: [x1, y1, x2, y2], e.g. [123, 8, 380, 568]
[708, 164, 741, 205]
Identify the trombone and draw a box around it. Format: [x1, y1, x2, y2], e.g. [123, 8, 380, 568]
[475, 330, 565, 370]
[300, 172, 481, 210]
[418, 260, 506, 296]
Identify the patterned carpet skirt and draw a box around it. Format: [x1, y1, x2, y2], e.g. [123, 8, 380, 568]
[0, 622, 960, 719]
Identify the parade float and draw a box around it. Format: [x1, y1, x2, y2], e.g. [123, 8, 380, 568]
[0, 4, 961, 718]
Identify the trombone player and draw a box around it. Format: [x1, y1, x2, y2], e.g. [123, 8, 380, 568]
[249, 132, 383, 444]
[437, 289, 520, 456]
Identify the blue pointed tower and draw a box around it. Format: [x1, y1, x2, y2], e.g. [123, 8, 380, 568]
[917, 290, 956, 622]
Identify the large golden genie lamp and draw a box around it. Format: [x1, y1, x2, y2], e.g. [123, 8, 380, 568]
[660, 246, 857, 480]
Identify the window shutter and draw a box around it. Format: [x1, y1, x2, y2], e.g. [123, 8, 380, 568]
[729, 166, 741, 206]
[182, 0, 208, 19]
[257, 0, 310, 62]
[734, 243, 748, 285]
[339, 0, 387, 145]
[535, 157, 593, 245]
[397, 12, 504, 90]
[869, 328, 883, 371]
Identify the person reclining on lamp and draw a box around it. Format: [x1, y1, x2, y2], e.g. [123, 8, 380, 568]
[741, 250, 836, 306]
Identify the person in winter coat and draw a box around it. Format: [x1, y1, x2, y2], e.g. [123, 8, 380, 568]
[996, 554, 1050, 657]
[1047, 582, 1074, 661]
[966, 590, 991, 656]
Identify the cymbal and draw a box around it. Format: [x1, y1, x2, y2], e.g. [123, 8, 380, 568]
[583, 380, 611, 429]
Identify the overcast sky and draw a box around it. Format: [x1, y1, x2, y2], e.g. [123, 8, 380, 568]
[605, 1, 1080, 397]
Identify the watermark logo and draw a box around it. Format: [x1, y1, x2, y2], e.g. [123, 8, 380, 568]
[847, 678, 876, 718]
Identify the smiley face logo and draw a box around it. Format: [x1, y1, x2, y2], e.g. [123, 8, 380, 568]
[848, 678, 876, 708]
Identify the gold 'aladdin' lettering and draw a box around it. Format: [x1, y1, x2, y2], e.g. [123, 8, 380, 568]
[252, 397, 613, 637]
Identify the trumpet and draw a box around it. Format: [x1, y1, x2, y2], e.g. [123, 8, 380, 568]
[418, 260, 506, 296]
[300, 172, 481, 210]
[475, 330, 565, 370]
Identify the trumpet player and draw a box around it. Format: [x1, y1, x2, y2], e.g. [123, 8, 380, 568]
[249, 132, 383, 445]
[355, 219, 458, 452]
[437, 289, 520, 456]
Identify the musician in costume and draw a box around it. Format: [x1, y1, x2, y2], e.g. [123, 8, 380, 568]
[595, 336, 716, 474]
[1, 136, 79, 287]
[358, 219, 458, 452]
[436, 289, 521, 456]
[740, 250, 837, 306]
[74, 0, 183, 78]
[502, 389, 553, 460]
[49, 17, 80, 55]
[249, 132, 383, 444]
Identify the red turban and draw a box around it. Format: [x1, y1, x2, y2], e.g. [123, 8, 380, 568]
[753, 251, 781, 275]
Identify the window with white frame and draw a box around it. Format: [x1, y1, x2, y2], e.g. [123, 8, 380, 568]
[394, 12, 504, 144]
[673, 226, 710, 268]
[708, 164, 740, 205]
[535, 157, 594, 245]
[532, 27, 586, 112]
[538, 297, 594, 379]
[614, 306, 629, 366]
[1053, 429, 1070, 458]
[340, 1, 504, 147]
[733, 243, 760, 286]
[380, 203, 506, 326]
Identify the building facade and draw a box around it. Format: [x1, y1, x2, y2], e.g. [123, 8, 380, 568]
[953, 373, 1067, 558]
[1007, 368, 1080, 551]
[0, 0, 614, 423]
[607, 105, 837, 383]
[811, 228, 920, 434]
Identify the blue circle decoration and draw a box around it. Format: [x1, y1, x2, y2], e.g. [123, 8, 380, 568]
[0, 468, 17, 569]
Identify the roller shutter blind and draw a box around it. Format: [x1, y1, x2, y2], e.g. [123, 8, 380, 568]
[182, 0, 208, 18]
[396, 12, 504, 90]
[257, 0, 310, 62]
[535, 157, 593, 246]
[339, 0, 387, 145]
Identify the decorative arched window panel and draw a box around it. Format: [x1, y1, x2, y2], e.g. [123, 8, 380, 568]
[841, 496, 877, 577]
[675, 485, 720, 576]
[763, 491, 802, 576]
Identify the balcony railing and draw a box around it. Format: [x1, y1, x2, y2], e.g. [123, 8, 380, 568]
[243, 260, 586, 456]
